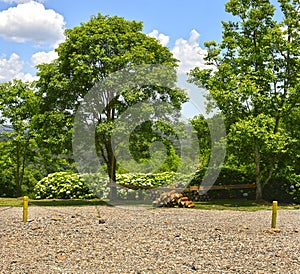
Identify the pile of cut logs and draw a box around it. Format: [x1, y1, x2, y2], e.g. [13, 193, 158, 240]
[152, 190, 195, 208]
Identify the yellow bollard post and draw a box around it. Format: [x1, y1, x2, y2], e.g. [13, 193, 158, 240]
[23, 196, 28, 222]
[271, 201, 278, 228]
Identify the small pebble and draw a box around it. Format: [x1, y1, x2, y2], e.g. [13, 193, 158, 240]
[0, 207, 299, 273]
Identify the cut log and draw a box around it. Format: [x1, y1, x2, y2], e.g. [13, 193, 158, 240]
[153, 190, 195, 208]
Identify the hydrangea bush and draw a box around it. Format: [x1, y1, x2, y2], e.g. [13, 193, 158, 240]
[34, 171, 191, 200]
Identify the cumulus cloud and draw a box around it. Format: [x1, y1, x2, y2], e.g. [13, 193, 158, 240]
[148, 29, 212, 74]
[0, 1, 65, 46]
[172, 29, 212, 74]
[31, 50, 58, 66]
[15, 71, 37, 82]
[148, 29, 170, 47]
[0, 53, 23, 81]
[0, 53, 36, 82]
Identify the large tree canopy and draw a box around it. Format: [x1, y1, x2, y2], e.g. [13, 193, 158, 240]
[189, 0, 300, 201]
[36, 14, 181, 111]
[36, 14, 187, 200]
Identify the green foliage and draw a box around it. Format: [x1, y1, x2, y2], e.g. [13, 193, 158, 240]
[2, 4, 299, 205]
[36, 14, 187, 201]
[190, 114, 212, 167]
[126, 120, 182, 173]
[0, 80, 77, 197]
[263, 174, 300, 204]
[0, 80, 39, 197]
[34, 171, 191, 200]
[189, 0, 300, 201]
[191, 165, 256, 199]
[191, 165, 299, 203]
[227, 114, 292, 184]
[116, 172, 189, 190]
[34, 172, 96, 199]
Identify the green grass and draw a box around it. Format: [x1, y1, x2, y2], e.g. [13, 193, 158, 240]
[1, 197, 299, 211]
[0, 198, 24, 207]
[194, 199, 300, 211]
[0, 198, 106, 207]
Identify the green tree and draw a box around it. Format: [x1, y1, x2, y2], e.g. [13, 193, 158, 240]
[36, 14, 187, 200]
[0, 80, 38, 196]
[190, 114, 211, 168]
[189, 0, 300, 201]
[125, 120, 182, 173]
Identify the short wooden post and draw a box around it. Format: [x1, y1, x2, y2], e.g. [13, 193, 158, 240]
[271, 201, 278, 228]
[23, 196, 28, 222]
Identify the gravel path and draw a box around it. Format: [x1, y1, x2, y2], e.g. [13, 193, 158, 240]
[0, 205, 299, 273]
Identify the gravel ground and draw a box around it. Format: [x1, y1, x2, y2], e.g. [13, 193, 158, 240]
[0, 205, 299, 274]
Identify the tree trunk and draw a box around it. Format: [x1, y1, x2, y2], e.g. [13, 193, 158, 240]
[107, 145, 117, 202]
[254, 146, 263, 202]
[15, 141, 22, 197]
[109, 172, 117, 202]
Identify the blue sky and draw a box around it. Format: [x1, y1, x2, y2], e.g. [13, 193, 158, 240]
[0, 0, 232, 82]
[48, 0, 231, 45]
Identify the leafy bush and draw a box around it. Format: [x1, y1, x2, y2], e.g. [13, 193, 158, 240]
[263, 174, 300, 204]
[191, 165, 300, 203]
[34, 171, 192, 200]
[34, 172, 96, 199]
[0, 163, 44, 198]
[114, 172, 191, 200]
[190, 166, 255, 199]
[116, 172, 189, 190]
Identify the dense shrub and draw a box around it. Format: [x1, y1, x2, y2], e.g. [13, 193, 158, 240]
[114, 172, 190, 200]
[190, 166, 256, 199]
[35, 168, 300, 203]
[0, 165, 43, 198]
[116, 172, 189, 190]
[34, 171, 192, 200]
[34, 172, 96, 199]
[190, 165, 300, 203]
[263, 174, 300, 204]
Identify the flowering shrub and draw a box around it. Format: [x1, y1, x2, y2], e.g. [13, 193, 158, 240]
[34, 172, 96, 199]
[34, 171, 191, 200]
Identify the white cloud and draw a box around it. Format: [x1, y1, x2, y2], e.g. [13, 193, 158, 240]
[15, 71, 37, 82]
[172, 29, 213, 74]
[0, 53, 36, 82]
[0, 50, 57, 82]
[148, 29, 170, 47]
[148, 29, 213, 74]
[0, 1, 65, 47]
[0, 53, 23, 82]
[31, 50, 58, 66]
